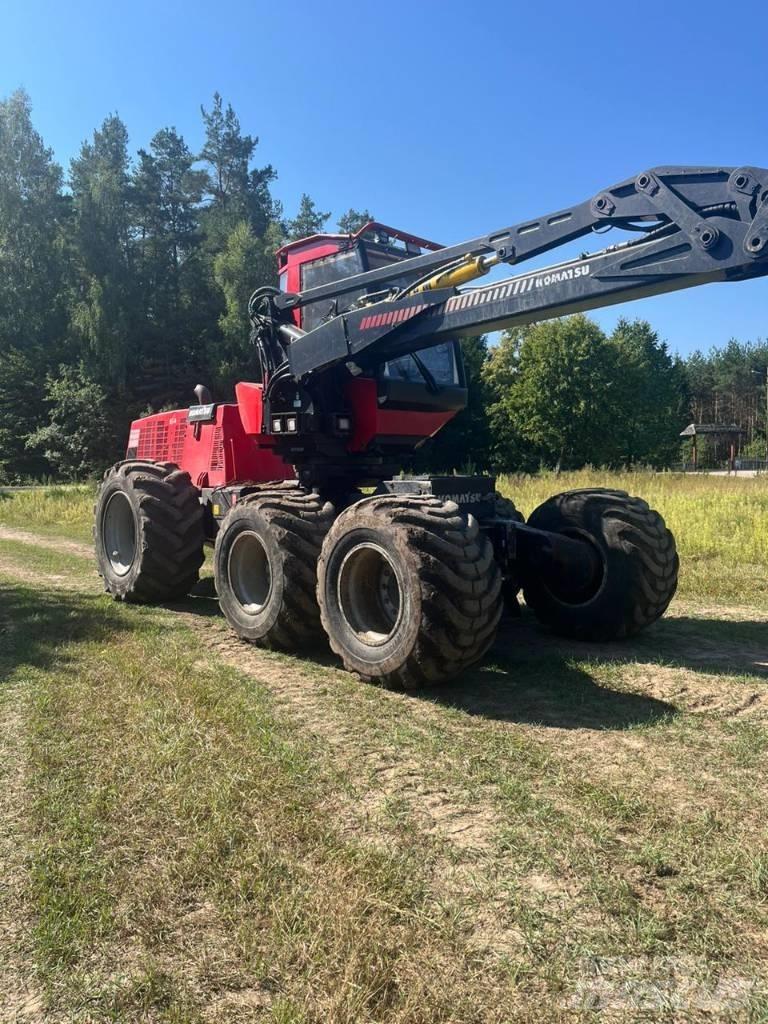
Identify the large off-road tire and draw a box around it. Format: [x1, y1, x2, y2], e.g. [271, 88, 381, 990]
[214, 484, 334, 650]
[522, 488, 678, 640]
[317, 494, 503, 689]
[94, 460, 205, 602]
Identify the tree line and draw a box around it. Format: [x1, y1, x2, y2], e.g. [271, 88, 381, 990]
[0, 89, 765, 480]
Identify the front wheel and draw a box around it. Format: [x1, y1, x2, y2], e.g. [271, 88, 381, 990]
[317, 495, 503, 689]
[522, 488, 678, 640]
[94, 461, 205, 602]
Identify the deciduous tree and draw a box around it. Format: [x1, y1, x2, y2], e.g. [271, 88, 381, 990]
[26, 364, 113, 479]
[608, 318, 688, 466]
[487, 316, 620, 471]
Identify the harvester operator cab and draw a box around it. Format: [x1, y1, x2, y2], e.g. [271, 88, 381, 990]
[278, 222, 441, 331]
[276, 223, 467, 423]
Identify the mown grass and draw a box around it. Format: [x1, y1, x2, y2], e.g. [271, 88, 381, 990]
[1, 576, 521, 1022]
[3, 548, 766, 1021]
[1, 476, 767, 1021]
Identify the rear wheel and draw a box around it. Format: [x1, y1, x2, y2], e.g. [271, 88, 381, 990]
[317, 495, 502, 688]
[94, 460, 205, 602]
[522, 488, 678, 640]
[214, 485, 334, 649]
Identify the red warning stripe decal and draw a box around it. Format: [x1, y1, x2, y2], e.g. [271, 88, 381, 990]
[359, 303, 428, 330]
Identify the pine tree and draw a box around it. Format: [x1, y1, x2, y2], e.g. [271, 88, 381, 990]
[337, 208, 373, 234]
[683, 339, 768, 450]
[132, 127, 208, 397]
[286, 193, 330, 240]
[69, 114, 138, 389]
[200, 93, 256, 207]
[0, 90, 67, 353]
[199, 93, 278, 243]
[0, 90, 68, 478]
[197, 93, 282, 392]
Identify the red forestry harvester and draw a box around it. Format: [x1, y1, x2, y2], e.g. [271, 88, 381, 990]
[95, 167, 768, 687]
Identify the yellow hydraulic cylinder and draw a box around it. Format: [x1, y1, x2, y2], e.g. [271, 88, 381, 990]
[412, 253, 500, 293]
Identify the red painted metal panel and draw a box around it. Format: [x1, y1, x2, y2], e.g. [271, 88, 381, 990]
[127, 404, 294, 489]
[235, 381, 267, 436]
[345, 378, 455, 453]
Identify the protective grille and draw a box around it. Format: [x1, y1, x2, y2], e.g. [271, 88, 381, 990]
[169, 416, 187, 465]
[210, 426, 225, 471]
[137, 420, 168, 460]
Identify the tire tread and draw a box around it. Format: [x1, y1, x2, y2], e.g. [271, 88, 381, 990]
[95, 459, 205, 602]
[319, 495, 502, 688]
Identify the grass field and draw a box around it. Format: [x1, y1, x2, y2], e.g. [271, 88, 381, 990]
[0, 473, 766, 1022]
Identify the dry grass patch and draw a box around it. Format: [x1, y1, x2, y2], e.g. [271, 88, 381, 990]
[0, 485, 95, 544]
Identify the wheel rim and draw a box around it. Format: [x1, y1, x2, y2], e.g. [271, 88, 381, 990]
[542, 527, 606, 605]
[337, 542, 402, 645]
[228, 530, 272, 613]
[102, 491, 136, 576]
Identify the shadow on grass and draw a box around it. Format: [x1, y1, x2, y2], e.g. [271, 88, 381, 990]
[7, 571, 759, 732]
[504, 612, 768, 680]
[427, 610, 767, 727]
[645, 614, 768, 676]
[176, 588, 676, 730]
[169, 584, 768, 730]
[427, 657, 677, 729]
[0, 582, 131, 680]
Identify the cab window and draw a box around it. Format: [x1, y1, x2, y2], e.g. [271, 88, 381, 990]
[382, 342, 460, 387]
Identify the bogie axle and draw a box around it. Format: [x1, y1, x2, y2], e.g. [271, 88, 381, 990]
[94, 468, 678, 688]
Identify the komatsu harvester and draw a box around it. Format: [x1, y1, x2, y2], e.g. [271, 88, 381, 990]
[95, 166, 768, 687]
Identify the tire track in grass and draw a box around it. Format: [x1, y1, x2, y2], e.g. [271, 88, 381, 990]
[0, 524, 510, 854]
[192, 617, 502, 853]
[8, 553, 559, 982]
[3, 523, 766, 868]
[6, 523, 768, 978]
[0, 526, 91, 559]
[182, 617, 542, 964]
[0, 527, 527, 954]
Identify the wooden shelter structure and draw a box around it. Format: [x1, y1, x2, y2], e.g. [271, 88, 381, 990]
[679, 423, 745, 468]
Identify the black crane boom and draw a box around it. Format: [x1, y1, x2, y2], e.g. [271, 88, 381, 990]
[281, 166, 768, 379]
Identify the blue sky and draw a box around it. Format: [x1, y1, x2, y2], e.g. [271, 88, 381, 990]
[2, 0, 766, 356]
